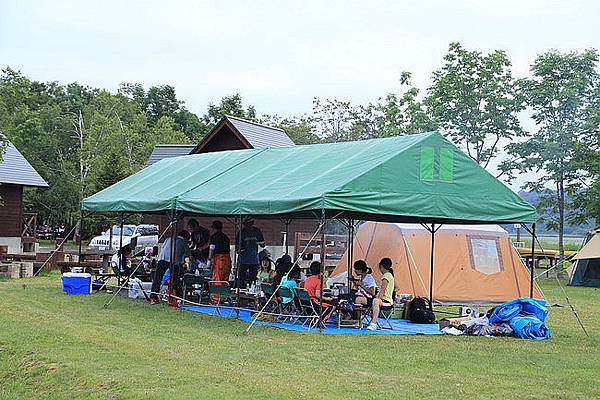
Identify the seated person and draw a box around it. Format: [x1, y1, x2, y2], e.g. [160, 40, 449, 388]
[303, 261, 336, 327]
[110, 245, 132, 275]
[279, 264, 300, 304]
[272, 254, 293, 287]
[351, 260, 378, 307]
[140, 246, 156, 273]
[367, 257, 396, 331]
[257, 249, 273, 284]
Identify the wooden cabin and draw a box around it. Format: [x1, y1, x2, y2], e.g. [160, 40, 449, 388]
[143, 116, 316, 259]
[0, 141, 48, 254]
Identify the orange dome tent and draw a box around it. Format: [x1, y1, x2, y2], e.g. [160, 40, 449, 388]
[332, 222, 543, 304]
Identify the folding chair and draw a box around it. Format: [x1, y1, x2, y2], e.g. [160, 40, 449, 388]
[260, 283, 282, 315]
[362, 302, 394, 330]
[294, 288, 320, 329]
[277, 286, 299, 322]
[182, 273, 204, 303]
[379, 305, 395, 330]
[208, 281, 235, 317]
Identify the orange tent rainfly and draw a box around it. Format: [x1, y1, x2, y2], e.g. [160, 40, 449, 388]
[332, 222, 543, 304]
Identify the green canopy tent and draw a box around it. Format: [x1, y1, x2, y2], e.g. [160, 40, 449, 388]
[82, 131, 538, 316]
[83, 131, 534, 223]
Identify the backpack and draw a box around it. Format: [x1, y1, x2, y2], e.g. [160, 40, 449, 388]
[406, 297, 436, 324]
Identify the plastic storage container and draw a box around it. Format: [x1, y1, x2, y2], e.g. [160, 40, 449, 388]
[128, 278, 152, 299]
[62, 272, 92, 295]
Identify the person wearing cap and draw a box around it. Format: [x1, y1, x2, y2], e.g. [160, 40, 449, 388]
[209, 220, 231, 281]
[235, 218, 265, 287]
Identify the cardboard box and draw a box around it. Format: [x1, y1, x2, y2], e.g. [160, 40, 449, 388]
[439, 316, 473, 329]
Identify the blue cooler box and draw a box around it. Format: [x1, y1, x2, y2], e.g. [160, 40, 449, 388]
[62, 272, 92, 295]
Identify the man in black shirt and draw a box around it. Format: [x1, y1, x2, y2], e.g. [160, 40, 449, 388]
[187, 218, 210, 262]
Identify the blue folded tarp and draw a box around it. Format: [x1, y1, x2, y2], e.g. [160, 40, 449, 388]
[509, 316, 551, 340]
[488, 297, 550, 340]
[489, 297, 548, 324]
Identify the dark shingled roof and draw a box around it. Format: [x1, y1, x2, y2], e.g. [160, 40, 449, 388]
[145, 144, 196, 167]
[146, 116, 295, 167]
[0, 142, 48, 187]
[226, 115, 295, 148]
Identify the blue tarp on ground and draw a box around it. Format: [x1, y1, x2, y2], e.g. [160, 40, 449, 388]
[488, 297, 551, 340]
[182, 306, 442, 335]
[509, 316, 551, 340]
[489, 297, 548, 324]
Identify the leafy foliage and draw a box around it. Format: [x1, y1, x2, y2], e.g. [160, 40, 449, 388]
[504, 49, 600, 262]
[427, 42, 525, 169]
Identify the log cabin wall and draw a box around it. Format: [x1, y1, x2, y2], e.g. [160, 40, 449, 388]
[0, 184, 23, 237]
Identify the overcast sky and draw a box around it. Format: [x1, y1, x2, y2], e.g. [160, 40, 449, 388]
[1, 0, 599, 187]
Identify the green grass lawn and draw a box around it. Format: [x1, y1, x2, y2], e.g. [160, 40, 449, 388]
[1, 274, 599, 400]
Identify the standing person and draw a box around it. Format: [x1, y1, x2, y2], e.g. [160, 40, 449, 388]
[367, 257, 395, 331]
[235, 218, 265, 287]
[209, 220, 231, 281]
[187, 218, 210, 263]
[149, 230, 191, 305]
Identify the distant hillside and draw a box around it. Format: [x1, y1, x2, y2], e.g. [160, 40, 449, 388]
[501, 191, 595, 236]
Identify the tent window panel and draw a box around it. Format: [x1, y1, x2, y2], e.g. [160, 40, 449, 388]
[420, 147, 434, 180]
[467, 236, 503, 275]
[439, 148, 454, 182]
[583, 259, 600, 279]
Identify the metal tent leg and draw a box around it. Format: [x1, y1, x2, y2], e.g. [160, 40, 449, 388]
[530, 223, 536, 298]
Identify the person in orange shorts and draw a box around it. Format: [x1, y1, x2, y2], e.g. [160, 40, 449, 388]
[209, 220, 231, 281]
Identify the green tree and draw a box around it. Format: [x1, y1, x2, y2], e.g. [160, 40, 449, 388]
[375, 71, 437, 137]
[260, 115, 320, 145]
[119, 83, 205, 142]
[570, 83, 600, 225]
[427, 42, 525, 169]
[505, 49, 599, 271]
[204, 94, 256, 127]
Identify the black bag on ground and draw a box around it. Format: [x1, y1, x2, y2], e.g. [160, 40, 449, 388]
[406, 297, 436, 324]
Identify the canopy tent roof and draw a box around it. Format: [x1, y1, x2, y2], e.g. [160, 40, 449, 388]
[82, 131, 536, 224]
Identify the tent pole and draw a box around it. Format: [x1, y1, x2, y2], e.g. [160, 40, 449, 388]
[530, 223, 536, 298]
[318, 209, 326, 333]
[428, 223, 435, 310]
[346, 218, 352, 292]
[77, 209, 84, 267]
[118, 213, 124, 287]
[235, 215, 242, 319]
[284, 219, 290, 255]
[168, 210, 177, 306]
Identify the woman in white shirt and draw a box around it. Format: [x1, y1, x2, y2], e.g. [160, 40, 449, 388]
[352, 260, 377, 307]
